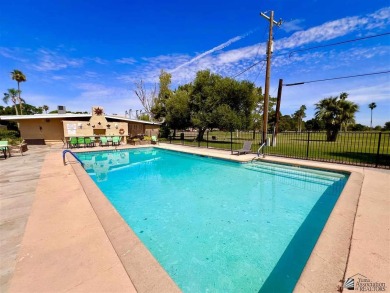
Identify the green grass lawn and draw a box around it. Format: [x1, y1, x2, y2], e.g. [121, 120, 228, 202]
[167, 131, 390, 168]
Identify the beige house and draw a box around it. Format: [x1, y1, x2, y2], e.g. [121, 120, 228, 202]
[0, 106, 160, 145]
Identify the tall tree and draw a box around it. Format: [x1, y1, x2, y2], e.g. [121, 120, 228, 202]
[138, 113, 150, 121]
[3, 88, 20, 115]
[43, 105, 49, 114]
[292, 105, 306, 132]
[305, 118, 325, 131]
[151, 70, 173, 120]
[11, 69, 26, 115]
[315, 92, 359, 141]
[189, 70, 256, 140]
[165, 89, 191, 136]
[133, 80, 157, 118]
[368, 102, 377, 129]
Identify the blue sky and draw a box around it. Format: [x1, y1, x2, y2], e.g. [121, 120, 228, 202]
[1, 0, 389, 126]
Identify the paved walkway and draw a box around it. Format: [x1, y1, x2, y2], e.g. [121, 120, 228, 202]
[344, 167, 390, 289]
[1, 143, 389, 292]
[7, 149, 137, 292]
[0, 145, 54, 292]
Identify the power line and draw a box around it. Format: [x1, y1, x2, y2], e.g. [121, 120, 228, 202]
[232, 26, 269, 79]
[288, 32, 390, 57]
[231, 59, 266, 78]
[253, 61, 266, 84]
[284, 70, 390, 86]
[231, 32, 389, 79]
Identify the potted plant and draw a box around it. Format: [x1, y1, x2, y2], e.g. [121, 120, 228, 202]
[128, 138, 140, 145]
[141, 136, 151, 145]
[8, 138, 28, 155]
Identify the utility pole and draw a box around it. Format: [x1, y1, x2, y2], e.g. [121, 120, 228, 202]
[272, 78, 283, 146]
[275, 78, 283, 135]
[260, 11, 282, 144]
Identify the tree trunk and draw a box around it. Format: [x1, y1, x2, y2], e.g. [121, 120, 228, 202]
[18, 82, 23, 115]
[13, 104, 19, 115]
[370, 110, 372, 129]
[330, 129, 339, 141]
[326, 128, 339, 142]
[197, 128, 206, 141]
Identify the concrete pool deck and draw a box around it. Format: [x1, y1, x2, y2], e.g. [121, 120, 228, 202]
[1, 143, 389, 292]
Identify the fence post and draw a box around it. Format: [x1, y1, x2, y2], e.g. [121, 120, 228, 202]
[207, 131, 209, 148]
[375, 132, 382, 168]
[306, 132, 310, 159]
[230, 130, 233, 154]
[198, 131, 201, 148]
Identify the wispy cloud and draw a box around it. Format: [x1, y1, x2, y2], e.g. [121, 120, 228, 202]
[366, 7, 390, 29]
[141, 54, 190, 68]
[0, 46, 108, 73]
[32, 49, 84, 71]
[87, 57, 108, 65]
[116, 57, 137, 64]
[0, 47, 28, 62]
[70, 83, 135, 114]
[122, 6, 389, 87]
[117, 54, 191, 84]
[281, 19, 305, 33]
[325, 81, 390, 103]
[51, 75, 66, 80]
[170, 29, 257, 73]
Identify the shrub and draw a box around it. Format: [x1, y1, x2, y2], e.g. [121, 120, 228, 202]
[0, 129, 20, 140]
[8, 137, 24, 146]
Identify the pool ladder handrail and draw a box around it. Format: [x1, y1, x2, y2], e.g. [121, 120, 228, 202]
[257, 141, 267, 158]
[62, 150, 84, 167]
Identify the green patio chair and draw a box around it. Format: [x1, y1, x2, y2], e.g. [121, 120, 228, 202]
[0, 140, 9, 159]
[89, 137, 96, 147]
[77, 137, 86, 148]
[69, 137, 78, 148]
[84, 137, 92, 147]
[107, 136, 113, 146]
[100, 137, 109, 147]
[112, 136, 120, 146]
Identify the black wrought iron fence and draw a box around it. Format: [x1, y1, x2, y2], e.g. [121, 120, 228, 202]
[167, 131, 390, 169]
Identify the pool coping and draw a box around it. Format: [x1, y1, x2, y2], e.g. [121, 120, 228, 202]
[67, 144, 364, 292]
[68, 149, 181, 293]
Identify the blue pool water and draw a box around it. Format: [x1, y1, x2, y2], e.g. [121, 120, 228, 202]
[77, 148, 348, 292]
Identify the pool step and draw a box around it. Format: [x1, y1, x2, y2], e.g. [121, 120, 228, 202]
[244, 162, 345, 185]
[247, 161, 345, 178]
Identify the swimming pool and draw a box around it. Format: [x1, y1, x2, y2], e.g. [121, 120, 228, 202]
[77, 148, 348, 292]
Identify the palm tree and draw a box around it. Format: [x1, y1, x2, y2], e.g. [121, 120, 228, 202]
[342, 117, 355, 132]
[11, 69, 27, 115]
[315, 92, 359, 141]
[293, 105, 306, 132]
[3, 88, 20, 115]
[43, 105, 49, 114]
[339, 99, 359, 131]
[368, 102, 377, 129]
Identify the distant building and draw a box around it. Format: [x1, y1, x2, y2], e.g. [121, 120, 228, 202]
[0, 106, 160, 145]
